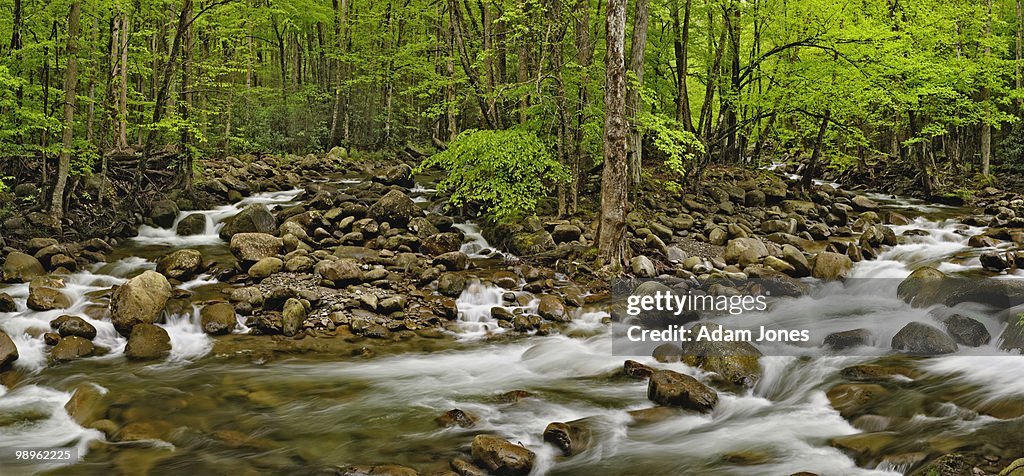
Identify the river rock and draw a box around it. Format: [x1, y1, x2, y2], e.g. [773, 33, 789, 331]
[220, 203, 276, 239]
[230, 233, 283, 263]
[826, 383, 891, 419]
[282, 298, 307, 337]
[624, 360, 655, 378]
[369, 190, 421, 227]
[0, 292, 15, 312]
[941, 314, 990, 347]
[50, 336, 95, 362]
[647, 369, 718, 412]
[156, 249, 204, 281]
[53, 316, 97, 340]
[150, 199, 179, 228]
[421, 232, 462, 256]
[200, 302, 237, 335]
[435, 408, 477, 428]
[1000, 458, 1024, 476]
[891, 321, 958, 354]
[373, 163, 414, 187]
[537, 294, 569, 322]
[897, 266, 948, 307]
[851, 195, 879, 212]
[27, 277, 71, 311]
[543, 420, 592, 456]
[0, 331, 18, 368]
[811, 252, 853, 280]
[2, 252, 45, 283]
[64, 382, 109, 426]
[509, 230, 556, 255]
[110, 270, 172, 336]
[680, 326, 763, 388]
[980, 251, 1012, 271]
[551, 224, 582, 243]
[124, 323, 171, 360]
[631, 256, 657, 277]
[471, 435, 536, 476]
[176, 213, 207, 236]
[450, 458, 488, 476]
[723, 238, 769, 266]
[824, 329, 873, 351]
[437, 273, 466, 297]
[316, 258, 362, 285]
[248, 257, 283, 279]
[433, 251, 468, 271]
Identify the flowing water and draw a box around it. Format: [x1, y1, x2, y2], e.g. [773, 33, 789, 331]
[0, 180, 1021, 476]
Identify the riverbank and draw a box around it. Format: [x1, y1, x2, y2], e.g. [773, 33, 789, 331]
[1, 151, 1023, 475]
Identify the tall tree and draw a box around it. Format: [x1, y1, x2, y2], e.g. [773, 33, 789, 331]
[597, 0, 629, 269]
[50, 1, 83, 219]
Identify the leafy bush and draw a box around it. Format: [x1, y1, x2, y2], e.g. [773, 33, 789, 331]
[414, 129, 569, 221]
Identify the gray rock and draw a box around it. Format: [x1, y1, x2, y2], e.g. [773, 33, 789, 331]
[50, 336, 95, 362]
[824, 329, 873, 350]
[631, 255, 657, 277]
[200, 303, 237, 335]
[724, 238, 769, 266]
[942, 314, 991, 347]
[437, 273, 467, 297]
[229, 233, 283, 263]
[248, 257, 283, 279]
[2, 252, 45, 283]
[537, 294, 570, 322]
[53, 316, 97, 340]
[176, 213, 207, 236]
[0, 331, 18, 368]
[282, 298, 306, 336]
[891, 321, 958, 355]
[368, 190, 422, 227]
[316, 258, 362, 284]
[421, 232, 462, 256]
[0, 292, 15, 312]
[551, 224, 582, 243]
[811, 252, 853, 280]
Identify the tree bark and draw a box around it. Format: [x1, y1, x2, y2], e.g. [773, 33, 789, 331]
[672, 0, 694, 132]
[571, 0, 594, 213]
[800, 110, 830, 191]
[982, 0, 992, 176]
[51, 1, 82, 219]
[625, 0, 649, 187]
[597, 0, 629, 270]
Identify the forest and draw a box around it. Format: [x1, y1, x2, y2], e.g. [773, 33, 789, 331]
[3, 0, 1024, 234]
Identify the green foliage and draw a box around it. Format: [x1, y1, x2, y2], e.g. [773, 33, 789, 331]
[414, 129, 569, 221]
[0, 176, 11, 194]
[638, 113, 705, 177]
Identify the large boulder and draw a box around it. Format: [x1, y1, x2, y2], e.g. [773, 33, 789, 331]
[897, 267, 948, 308]
[230, 233, 283, 263]
[0, 331, 18, 368]
[509, 230, 555, 255]
[823, 329, 873, 351]
[631, 256, 657, 277]
[811, 252, 853, 280]
[647, 369, 718, 412]
[155, 249, 204, 281]
[851, 195, 879, 212]
[421, 232, 462, 256]
[724, 238, 769, 266]
[150, 200, 180, 228]
[2, 252, 45, 283]
[219, 204, 277, 239]
[200, 303, 237, 335]
[891, 321, 958, 355]
[110, 270, 172, 336]
[543, 420, 592, 457]
[368, 190, 421, 227]
[471, 435, 536, 476]
[64, 383, 109, 426]
[551, 224, 582, 243]
[124, 323, 171, 360]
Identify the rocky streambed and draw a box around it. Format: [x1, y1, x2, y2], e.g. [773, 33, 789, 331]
[0, 154, 1023, 475]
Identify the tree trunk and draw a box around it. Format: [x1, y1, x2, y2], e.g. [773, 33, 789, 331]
[982, 0, 992, 176]
[51, 1, 82, 220]
[571, 0, 594, 213]
[117, 12, 130, 150]
[672, 0, 694, 132]
[625, 0, 649, 187]
[597, 0, 629, 270]
[179, 0, 194, 191]
[1017, 0, 1023, 110]
[800, 110, 830, 191]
